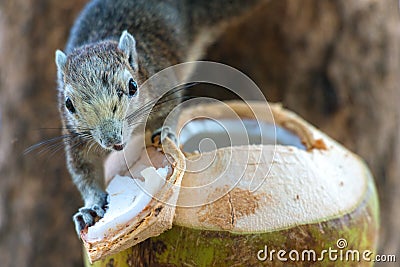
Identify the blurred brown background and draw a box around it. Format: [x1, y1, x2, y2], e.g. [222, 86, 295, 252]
[0, 0, 399, 266]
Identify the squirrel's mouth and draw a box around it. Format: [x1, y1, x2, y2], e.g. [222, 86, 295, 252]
[113, 144, 125, 151]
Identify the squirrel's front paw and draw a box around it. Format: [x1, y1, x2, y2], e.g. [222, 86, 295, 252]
[73, 195, 108, 237]
[151, 126, 177, 145]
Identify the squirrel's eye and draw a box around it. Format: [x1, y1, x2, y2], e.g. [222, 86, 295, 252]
[65, 97, 76, 114]
[128, 78, 138, 97]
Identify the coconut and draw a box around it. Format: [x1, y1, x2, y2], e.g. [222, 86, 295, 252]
[84, 101, 379, 266]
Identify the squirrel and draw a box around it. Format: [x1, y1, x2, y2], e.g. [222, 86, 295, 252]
[55, 0, 266, 236]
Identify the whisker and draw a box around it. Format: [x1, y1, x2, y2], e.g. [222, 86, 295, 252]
[24, 128, 94, 156]
[155, 81, 200, 99]
[125, 98, 159, 121]
[152, 95, 195, 109]
[34, 126, 93, 132]
[68, 139, 88, 152]
[87, 139, 100, 156]
[47, 135, 81, 154]
[46, 142, 68, 157]
[87, 141, 95, 155]
[124, 82, 199, 122]
[126, 95, 195, 126]
[24, 134, 72, 155]
[127, 119, 147, 128]
[126, 95, 194, 121]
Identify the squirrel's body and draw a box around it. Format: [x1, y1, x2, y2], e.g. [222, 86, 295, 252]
[56, 0, 265, 235]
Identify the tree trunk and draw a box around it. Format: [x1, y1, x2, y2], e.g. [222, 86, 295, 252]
[0, 1, 86, 266]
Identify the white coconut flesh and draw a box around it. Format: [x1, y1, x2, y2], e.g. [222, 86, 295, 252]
[174, 102, 368, 232]
[86, 167, 168, 241]
[84, 143, 173, 242]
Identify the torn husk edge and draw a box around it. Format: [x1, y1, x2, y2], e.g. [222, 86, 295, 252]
[82, 137, 185, 263]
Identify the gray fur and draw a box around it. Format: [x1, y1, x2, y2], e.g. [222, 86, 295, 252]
[118, 30, 138, 70]
[55, 50, 67, 79]
[57, 0, 267, 236]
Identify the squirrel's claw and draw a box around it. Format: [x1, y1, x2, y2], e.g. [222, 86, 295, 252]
[73, 195, 109, 238]
[73, 213, 86, 237]
[151, 126, 177, 146]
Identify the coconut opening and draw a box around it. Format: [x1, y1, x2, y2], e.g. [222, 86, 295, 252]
[85, 146, 173, 242]
[179, 118, 306, 153]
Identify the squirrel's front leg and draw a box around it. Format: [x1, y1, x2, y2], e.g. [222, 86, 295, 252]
[65, 141, 108, 237]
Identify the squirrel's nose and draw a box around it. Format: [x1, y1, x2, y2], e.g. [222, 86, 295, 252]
[102, 137, 122, 149]
[97, 120, 123, 149]
[112, 143, 125, 151]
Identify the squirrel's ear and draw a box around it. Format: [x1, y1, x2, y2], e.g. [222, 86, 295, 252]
[118, 30, 138, 70]
[55, 50, 67, 74]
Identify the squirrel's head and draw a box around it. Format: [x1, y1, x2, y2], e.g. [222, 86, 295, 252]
[55, 31, 142, 151]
